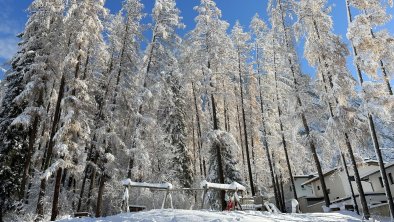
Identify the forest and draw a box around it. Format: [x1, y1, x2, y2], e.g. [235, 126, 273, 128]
[0, 0, 394, 221]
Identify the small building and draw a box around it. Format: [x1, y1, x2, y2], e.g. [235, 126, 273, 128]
[294, 160, 381, 213]
[361, 163, 394, 197]
[302, 160, 379, 201]
[284, 175, 315, 200]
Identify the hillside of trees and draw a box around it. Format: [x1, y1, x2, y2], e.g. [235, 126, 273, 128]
[0, 0, 393, 221]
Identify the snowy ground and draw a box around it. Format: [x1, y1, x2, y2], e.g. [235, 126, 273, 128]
[57, 209, 372, 222]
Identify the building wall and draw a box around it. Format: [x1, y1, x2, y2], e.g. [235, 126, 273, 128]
[339, 170, 374, 197]
[310, 172, 346, 201]
[295, 178, 314, 198]
[283, 177, 314, 200]
[367, 166, 394, 195]
[310, 164, 379, 201]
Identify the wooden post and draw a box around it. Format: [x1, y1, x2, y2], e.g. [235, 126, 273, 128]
[201, 187, 207, 209]
[162, 190, 169, 209]
[124, 186, 129, 213]
[169, 191, 174, 209]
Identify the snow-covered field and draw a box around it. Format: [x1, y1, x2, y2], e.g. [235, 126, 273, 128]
[57, 209, 368, 222]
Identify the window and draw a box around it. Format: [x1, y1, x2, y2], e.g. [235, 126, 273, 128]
[379, 177, 384, 187]
[389, 173, 394, 185]
[301, 185, 305, 190]
[317, 185, 320, 190]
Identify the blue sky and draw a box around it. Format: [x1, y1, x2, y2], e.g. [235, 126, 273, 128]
[0, 0, 393, 80]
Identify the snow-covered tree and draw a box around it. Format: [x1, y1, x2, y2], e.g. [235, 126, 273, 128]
[347, 0, 393, 96]
[32, 0, 109, 220]
[0, 0, 65, 220]
[295, 0, 375, 214]
[345, 0, 394, 217]
[186, 0, 237, 209]
[206, 130, 243, 209]
[159, 68, 194, 188]
[230, 21, 257, 196]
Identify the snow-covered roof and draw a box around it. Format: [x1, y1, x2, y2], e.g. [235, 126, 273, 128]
[301, 168, 339, 186]
[122, 179, 173, 190]
[200, 180, 246, 191]
[360, 163, 394, 179]
[299, 160, 384, 186]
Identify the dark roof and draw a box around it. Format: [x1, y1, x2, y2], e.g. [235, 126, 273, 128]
[294, 175, 314, 179]
[361, 163, 394, 179]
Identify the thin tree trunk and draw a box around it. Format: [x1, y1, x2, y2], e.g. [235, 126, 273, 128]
[272, 37, 297, 201]
[77, 168, 88, 212]
[280, 174, 286, 213]
[95, 176, 106, 217]
[236, 104, 247, 183]
[275, 174, 283, 211]
[257, 76, 280, 208]
[72, 179, 76, 210]
[301, 113, 330, 207]
[203, 159, 207, 178]
[237, 51, 255, 196]
[20, 113, 40, 200]
[192, 82, 203, 176]
[192, 115, 197, 175]
[211, 93, 226, 210]
[35, 178, 46, 221]
[367, 21, 393, 95]
[341, 152, 360, 215]
[21, 84, 45, 201]
[50, 167, 63, 221]
[368, 114, 394, 218]
[127, 157, 133, 179]
[222, 81, 229, 132]
[86, 164, 98, 209]
[36, 75, 65, 220]
[344, 133, 369, 217]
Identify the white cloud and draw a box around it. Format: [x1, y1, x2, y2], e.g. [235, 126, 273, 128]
[0, 37, 18, 60]
[0, 0, 25, 61]
[0, 21, 20, 35]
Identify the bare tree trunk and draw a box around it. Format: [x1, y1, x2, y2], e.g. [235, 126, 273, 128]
[272, 41, 296, 201]
[35, 178, 46, 221]
[301, 113, 330, 207]
[341, 152, 360, 215]
[20, 114, 40, 200]
[257, 76, 280, 208]
[95, 176, 106, 217]
[237, 51, 255, 196]
[50, 167, 63, 221]
[222, 81, 229, 132]
[280, 174, 286, 213]
[344, 133, 369, 217]
[236, 104, 247, 183]
[211, 93, 226, 210]
[192, 82, 203, 177]
[275, 174, 283, 211]
[86, 164, 98, 209]
[368, 114, 394, 218]
[36, 75, 65, 220]
[192, 115, 197, 175]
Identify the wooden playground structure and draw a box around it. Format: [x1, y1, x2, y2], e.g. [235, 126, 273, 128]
[120, 179, 276, 212]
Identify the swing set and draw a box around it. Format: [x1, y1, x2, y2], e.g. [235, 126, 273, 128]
[121, 179, 249, 212]
[121, 179, 175, 212]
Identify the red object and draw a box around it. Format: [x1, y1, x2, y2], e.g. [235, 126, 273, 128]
[226, 200, 234, 211]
